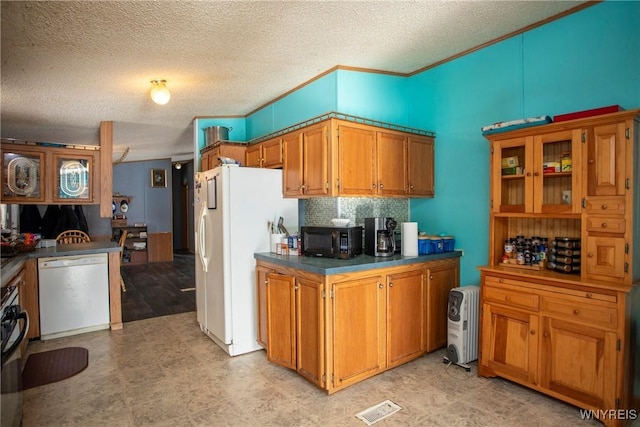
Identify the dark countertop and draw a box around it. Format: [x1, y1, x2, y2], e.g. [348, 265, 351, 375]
[255, 250, 462, 275]
[1, 242, 121, 287]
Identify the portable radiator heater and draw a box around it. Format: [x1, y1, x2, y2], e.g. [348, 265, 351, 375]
[444, 285, 480, 370]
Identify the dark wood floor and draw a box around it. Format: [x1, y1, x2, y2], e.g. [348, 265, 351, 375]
[120, 252, 195, 322]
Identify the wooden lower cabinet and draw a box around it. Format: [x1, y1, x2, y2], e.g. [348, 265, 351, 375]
[479, 269, 636, 426]
[257, 256, 460, 394]
[425, 259, 459, 352]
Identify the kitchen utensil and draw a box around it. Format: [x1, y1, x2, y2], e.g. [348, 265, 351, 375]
[277, 216, 289, 236]
[205, 126, 232, 146]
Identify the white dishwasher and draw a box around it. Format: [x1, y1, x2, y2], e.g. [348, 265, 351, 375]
[38, 253, 110, 340]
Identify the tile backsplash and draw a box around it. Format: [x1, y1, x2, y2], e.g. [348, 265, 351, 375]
[304, 197, 409, 226]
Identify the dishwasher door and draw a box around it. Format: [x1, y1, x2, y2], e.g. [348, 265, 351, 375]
[38, 253, 110, 340]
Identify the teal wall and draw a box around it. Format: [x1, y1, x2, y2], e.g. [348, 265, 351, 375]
[409, 1, 640, 285]
[197, 1, 639, 286]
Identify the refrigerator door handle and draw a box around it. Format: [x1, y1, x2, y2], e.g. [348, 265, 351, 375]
[198, 204, 209, 272]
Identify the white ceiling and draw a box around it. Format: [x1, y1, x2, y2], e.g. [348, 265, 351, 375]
[1, 1, 589, 163]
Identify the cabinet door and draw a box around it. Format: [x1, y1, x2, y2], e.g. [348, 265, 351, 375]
[283, 132, 303, 197]
[245, 144, 263, 168]
[533, 130, 582, 214]
[586, 122, 626, 196]
[491, 137, 533, 213]
[296, 278, 324, 387]
[302, 125, 330, 196]
[262, 138, 283, 168]
[376, 132, 406, 196]
[206, 147, 221, 171]
[407, 136, 434, 197]
[200, 151, 209, 172]
[256, 265, 272, 349]
[480, 303, 538, 385]
[266, 273, 296, 370]
[337, 124, 376, 196]
[584, 235, 626, 280]
[52, 152, 94, 203]
[540, 317, 617, 410]
[332, 275, 385, 389]
[386, 269, 424, 367]
[425, 262, 459, 352]
[1, 146, 46, 202]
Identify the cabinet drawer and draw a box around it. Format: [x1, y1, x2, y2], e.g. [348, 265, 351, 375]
[584, 197, 625, 215]
[586, 216, 625, 234]
[541, 297, 617, 329]
[483, 280, 539, 311]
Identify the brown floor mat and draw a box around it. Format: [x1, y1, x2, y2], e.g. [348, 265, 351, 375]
[21, 347, 88, 390]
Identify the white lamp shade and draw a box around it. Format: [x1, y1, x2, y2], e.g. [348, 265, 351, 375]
[150, 80, 171, 105]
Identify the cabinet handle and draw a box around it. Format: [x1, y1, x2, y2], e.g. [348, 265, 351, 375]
[543, 332, 548, 338]
[526, 172, 532, 177]
[586, 293, 593, 298]
[573, 309, 579, 315]
[379, 183, 384, 189]
[588, 252, 594, 258]
[301, 184, 306, 190]
[372, 183, 377, 189]
[601, 223, 607, 228]
[498, 279, 504, 283]
[429, 275, 433, 279]
[379, 283, 383, 289]
[530, 330, 536, 335]
[505, 296, 511, 301]
[389, 282, 393, 287]
[588, 159, 594, 164]
[534, 172, 540, 177]
[410, 185, 414, 189]
[601, 204, 607, 210]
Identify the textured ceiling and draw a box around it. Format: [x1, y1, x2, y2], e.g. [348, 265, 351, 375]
[1, 1, 589, 163]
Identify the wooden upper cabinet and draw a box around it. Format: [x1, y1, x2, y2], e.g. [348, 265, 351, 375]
[377, 132, 407, 196]
[283, 124, 330, 198]
[336, 123, 377, 196]
[407, 136, 434, 197]
[262, 138, 283, 168]
[52, 151, 95, 203]
[245, 143, 263, 168]
[586, 122, 626, 197]
[302, 124, 330, 196]
[1, 145, 46, 203]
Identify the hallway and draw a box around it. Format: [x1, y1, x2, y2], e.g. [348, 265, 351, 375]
[120, 253, 195, 322]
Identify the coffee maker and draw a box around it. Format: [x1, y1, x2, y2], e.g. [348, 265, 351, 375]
[364, 217, 397, 257]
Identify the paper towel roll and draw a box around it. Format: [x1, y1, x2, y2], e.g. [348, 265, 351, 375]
[401, 222, 418, 256]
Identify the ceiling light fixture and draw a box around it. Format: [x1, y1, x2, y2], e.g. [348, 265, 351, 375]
[150, 79, 170, 105]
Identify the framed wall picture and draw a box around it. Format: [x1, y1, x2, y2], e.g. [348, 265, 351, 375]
[150, 168, 167, 188]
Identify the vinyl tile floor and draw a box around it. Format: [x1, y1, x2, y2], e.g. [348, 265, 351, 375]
[22, 311, 619, 427]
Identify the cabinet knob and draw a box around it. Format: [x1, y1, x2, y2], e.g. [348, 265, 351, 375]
[389, 282, 394, 287]
[573, 309, 579, 315]
[601, 223, 607, 228]
[530, 330, 536, 335]
[372, 183, 377, 189]
[429, 275, 433, 280]
[543, 332, 548, 338]
[526, 172, 532, 177]
[534, 172, 540, 177]
[379, 183, 384, 189]
[410, 185, 414, 189]
[586, 293, 593, 298]
[588, 252, 594, 258]
[588, 159, 594, 164]
[601, 204, 607, 210]
[505, 296, 511, 301]
[379, 283, 383, 289]
[301, 184, 306, 190]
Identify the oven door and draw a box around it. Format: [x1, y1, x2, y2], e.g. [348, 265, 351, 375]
[1, 304, 29, 427]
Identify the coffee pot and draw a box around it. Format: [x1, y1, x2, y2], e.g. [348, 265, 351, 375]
[365, 217, 397, 257]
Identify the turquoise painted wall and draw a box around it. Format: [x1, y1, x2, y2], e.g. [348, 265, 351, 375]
[408, 1, 640, 285]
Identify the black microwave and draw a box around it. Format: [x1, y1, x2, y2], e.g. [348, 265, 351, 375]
[301, 226, 363, 259]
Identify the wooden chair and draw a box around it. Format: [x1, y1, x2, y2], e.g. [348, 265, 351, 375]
[118, 230, 128, 292]
[56, 229, 91, 244]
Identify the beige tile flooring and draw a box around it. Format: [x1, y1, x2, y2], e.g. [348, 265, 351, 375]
[23, 312, 607, 427]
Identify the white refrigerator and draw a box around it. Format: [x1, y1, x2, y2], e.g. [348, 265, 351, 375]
[194, 165, 298, 356]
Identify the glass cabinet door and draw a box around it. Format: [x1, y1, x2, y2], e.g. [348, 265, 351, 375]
[53, 153, 93, 202]
[533, 129, 581, 214]
[491, 136, 533, 213]
[2, 148, 45, 202]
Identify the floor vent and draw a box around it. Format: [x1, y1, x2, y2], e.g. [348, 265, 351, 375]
[355, 400, 402, 425]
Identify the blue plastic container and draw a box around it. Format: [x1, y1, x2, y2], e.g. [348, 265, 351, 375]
[418, 237, 430, 255]
[429, 237, 444, 253]
[442, 236, 455, 252]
